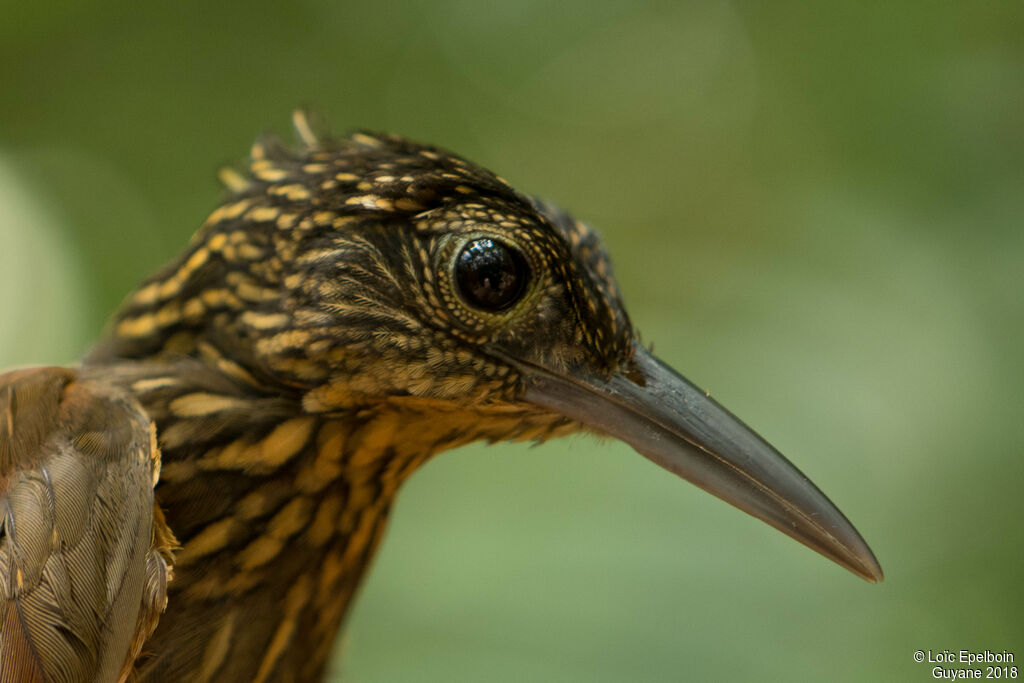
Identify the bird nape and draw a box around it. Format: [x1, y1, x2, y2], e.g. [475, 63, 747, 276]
[0, 111, 882, 682]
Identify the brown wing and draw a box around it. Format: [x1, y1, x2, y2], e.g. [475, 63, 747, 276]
[0, 367, 174, 683]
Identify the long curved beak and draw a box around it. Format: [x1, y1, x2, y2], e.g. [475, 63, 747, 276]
[520, 344, 883, 583]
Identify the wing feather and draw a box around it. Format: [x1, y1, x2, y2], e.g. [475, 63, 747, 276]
[0, 368, 173, 683]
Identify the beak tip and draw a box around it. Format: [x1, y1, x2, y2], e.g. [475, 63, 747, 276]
[861, 559, 885, 584]
[826, 522, 884, 584]
[838, 541, 883, 583]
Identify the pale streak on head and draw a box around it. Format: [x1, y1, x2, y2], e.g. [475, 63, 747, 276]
[292, 109, 323, 148]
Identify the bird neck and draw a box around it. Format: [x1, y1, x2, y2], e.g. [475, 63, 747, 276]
[80, 357, 477, 681]
[84, 343, 573, 680]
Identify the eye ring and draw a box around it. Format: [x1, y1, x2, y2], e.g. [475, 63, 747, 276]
[453, 238, 530, 312]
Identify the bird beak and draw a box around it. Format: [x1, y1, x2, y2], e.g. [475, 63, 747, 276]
[518, 343, 883, 583]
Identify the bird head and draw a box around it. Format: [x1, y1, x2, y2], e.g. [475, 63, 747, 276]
[102, 111, 882, 583]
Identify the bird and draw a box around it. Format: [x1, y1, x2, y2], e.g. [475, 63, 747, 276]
[0, 110, 883, 682]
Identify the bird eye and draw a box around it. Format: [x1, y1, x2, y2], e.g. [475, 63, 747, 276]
[454, 238, 529, 312]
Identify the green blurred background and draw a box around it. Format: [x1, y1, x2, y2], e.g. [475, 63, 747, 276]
[1, 2, 1021, 680]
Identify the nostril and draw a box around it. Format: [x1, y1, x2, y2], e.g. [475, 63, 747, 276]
[623, 358, 647, 387]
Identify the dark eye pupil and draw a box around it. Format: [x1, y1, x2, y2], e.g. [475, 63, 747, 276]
[454, 238, 528, 311]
